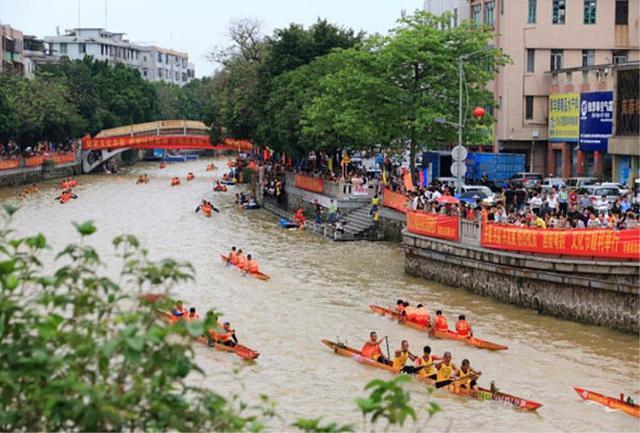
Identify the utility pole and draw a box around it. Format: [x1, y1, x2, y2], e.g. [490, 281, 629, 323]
[457, 56, 464, 195]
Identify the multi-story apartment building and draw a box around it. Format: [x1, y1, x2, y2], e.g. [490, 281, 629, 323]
[43, 28, 194, 86]
[467, 0, 639, 177]
[1, 24, 24, 75]
[423, 0, 469, 25]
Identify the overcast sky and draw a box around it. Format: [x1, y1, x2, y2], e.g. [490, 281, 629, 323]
[1, 0, 423, 77]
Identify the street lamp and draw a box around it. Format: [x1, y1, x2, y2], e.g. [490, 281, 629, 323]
[437, 47, 494, 194]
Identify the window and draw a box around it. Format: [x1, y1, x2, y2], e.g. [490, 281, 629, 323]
[566, 71, 573, 83]
[615, 0, 628, 24]
[528, 0, 537, 23]
[550, 49, 563, 71]
[182, 72, 187, 82]
[79, 43, 86, 54]
[584, 0, 597, 24]
[527, 49, 535, 73]
[582, 49, 595, 67]
[613, 50, 628, 64]
[59, 43, 67, 54]
[143, 68, 147, 77]
[453, 8, 459, 27]
[143, 55, 147, 62]
[157, 53, 162, 63]
[484, 1, 495, 27]
[525, 96, 534, 120]
[552, 0, 566, 24]
[472, 4, 482, 25]
[157, 69, 161, 78]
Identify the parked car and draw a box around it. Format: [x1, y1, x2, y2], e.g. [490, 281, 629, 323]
[576, 185, 622, 210]
[461, 185, 497, 205]
[566, 177, 598, 189]
[597, 182, 630, 196]
[540, 177, 566, 191]
[508, 172, 543, 189]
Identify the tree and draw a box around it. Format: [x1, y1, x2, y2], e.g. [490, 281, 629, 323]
[302, 11, 509, 177]
[0, 81, 19, 145]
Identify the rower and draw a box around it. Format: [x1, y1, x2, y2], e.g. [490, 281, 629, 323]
[172, 301, 187, 318]
[435, 351, 458, 387]
[236, 250, 248, 270]
[208, 322, 238, 347]
[395, 299, 405, 315]
[294, 208, 305, 226]
[414, 304, 430, 328]
[360, 331, 391, 365]
[414, 346, 437, 380]
[392, 340, 417, 372]
[455, 314, 473, 338]
[434, 310, 449, 332]
[457, 359, 482, 391]
[404, 302, 417, 322]
[185, 307, 200, 322]
[245, 254, 260, 274]
[227, 246, 238, 264]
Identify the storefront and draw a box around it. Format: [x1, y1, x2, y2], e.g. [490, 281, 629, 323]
[609, 66, 639, 187]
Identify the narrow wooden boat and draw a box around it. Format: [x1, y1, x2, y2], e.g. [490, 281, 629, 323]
[157, 310, 259, 360]
[369, 305, 508, 351]
[220, 254, 270, 281]
[321, 339, 540, 411]
[574, 387, 639, 418]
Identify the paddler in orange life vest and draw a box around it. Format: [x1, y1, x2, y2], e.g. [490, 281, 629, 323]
[227, 246, 238, 265]
[433, 310, 450, 332]
[185, 307, 200, 322]
[395, 299, 405, 315]
[294, 208, 306, 228]
[414, 304, 430, 328]
[244, 254, 260, 275]
[208, 321, 238, 347]
[236, 249, 248, 270]
[360, 331, 391, 366]
[455, 314, 473, 338]
[403, 302, 416, 322]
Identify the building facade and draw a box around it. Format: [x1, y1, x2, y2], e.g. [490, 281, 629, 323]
[467, 0, 639, 177]
[43, 28, 194, 86]
[423, 0, 469, 25]
[1, 25, 24, 75]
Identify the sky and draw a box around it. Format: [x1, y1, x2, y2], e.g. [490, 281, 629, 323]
[1, 0, 423, 77]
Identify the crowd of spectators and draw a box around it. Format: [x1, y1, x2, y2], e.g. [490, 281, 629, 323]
[0, 139, 79, 161]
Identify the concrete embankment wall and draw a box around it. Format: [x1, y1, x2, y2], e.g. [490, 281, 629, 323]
[0, 163, 80, 188]
[403, 231, 640, 333]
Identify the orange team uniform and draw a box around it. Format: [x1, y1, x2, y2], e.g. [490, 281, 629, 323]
[360, 341, 383, 360]
[208, 324, 234, 343]
[414, 307, 430, 327]
[229, 251, 239, 265]
[396, 304, 405, 315]
[185, 312, 200, 322]
[435, 315, 449, 331]
[455, 320, 471, 337]
[404, 305, 417, 321]
[247, 259, 260, 274]
[236, 255, 248, 270]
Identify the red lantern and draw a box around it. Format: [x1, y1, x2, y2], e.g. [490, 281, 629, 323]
[473, 107, 486, 119]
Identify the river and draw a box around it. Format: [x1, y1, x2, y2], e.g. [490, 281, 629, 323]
[2, 157, 638, 433]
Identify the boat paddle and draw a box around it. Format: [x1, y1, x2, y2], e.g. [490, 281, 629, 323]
[435, 374, 475, 389]
[384, 336, 391, 361]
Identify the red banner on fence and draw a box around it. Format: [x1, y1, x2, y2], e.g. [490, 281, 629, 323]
[49, 153, 76, 164]
[481, 223, 640, 260]
[406, 210, 459, 241]
[294, 174, 324, 193]
[25, 156, 44, 167]
[402, 168, 413, 192]
[383, 188, 407, 213]
[0, 159, 20, 170]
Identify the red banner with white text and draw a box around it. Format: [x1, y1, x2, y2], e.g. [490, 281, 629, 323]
[481, 224, 640, 260]
[383, 188, 407, 213]
[294, 174, 324, 193]
[406, 210, 459, 241]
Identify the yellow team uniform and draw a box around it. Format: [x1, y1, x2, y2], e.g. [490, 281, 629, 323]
[436, 361, 454, 382]
[415, 355, 436, 379]
[392, 351, 410, 370]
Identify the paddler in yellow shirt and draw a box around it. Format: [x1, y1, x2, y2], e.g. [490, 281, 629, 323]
[414, 346, 437, 380]
[392, 340, 417, 372]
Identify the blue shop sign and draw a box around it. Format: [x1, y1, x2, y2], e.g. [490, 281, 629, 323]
[579, 91, 613, 152]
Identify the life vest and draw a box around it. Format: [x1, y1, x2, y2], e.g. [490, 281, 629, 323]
[185, 312, 200, 322]
[69, 180, 77, 187]
[61, 181, 69, 189]
[414, 307, 430, 326]
[457, 368, 471, 388]
[396, 305, 405, 315]
[236, 255, 247, 269]
[187, 173, 194, 181]
[435, 315, 449, 331]
[416, 355, 436, 378]
[404, 306, 417, 321]
[60, 192, 71, 203]
[209, 326, 233, 342]
[392, 351, 410, 369]
[455, 320, 470, 337]
[247, 260, 259, 274]
[436, 361, 454, 382]
[229, 251, 238, 264]
[160, 163, 166, 169]
[202, 204, 212, 216]
[360, 341, 382, 360]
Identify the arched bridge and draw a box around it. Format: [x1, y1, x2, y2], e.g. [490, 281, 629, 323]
[81, 120, 252, 173]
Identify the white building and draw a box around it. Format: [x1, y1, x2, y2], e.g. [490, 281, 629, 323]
[423, 0, 469, 26]
[43, 28, 194, 86]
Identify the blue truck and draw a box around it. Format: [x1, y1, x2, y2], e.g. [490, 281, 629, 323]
[421, 151, 525, 184]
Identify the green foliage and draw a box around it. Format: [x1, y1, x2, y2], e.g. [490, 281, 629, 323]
[0, 209, 267, 431]
[292, 418, 353, 432]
